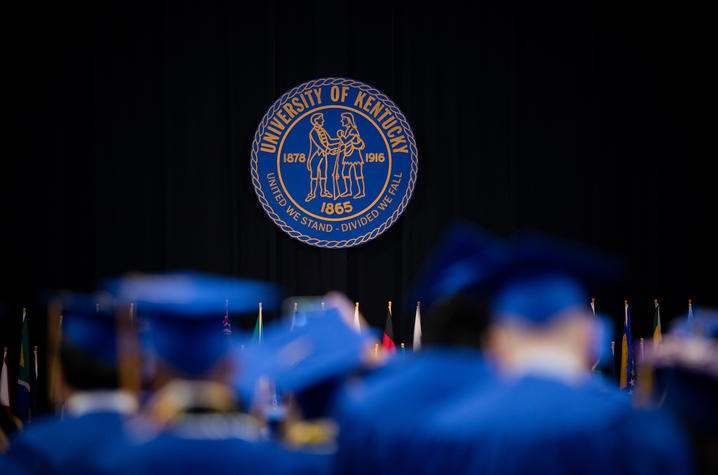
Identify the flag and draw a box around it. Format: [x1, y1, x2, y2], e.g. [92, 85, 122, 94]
[222, 299, 232, 336]
[652, 299, 662, 348]
[619, 300, 635, 390]
[1, 347, 10, 414]
[353, 302, 361, 333]
[382, 301, 396, 353]
[16, 309, 31, 423]
[687, 299, 694, 320]
[590, 298, 600, 372]
[413, 301, 422, 351]
[252, 302, 263, 343]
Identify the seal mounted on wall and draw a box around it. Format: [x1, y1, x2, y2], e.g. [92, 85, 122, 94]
[251, 78, 418, 248]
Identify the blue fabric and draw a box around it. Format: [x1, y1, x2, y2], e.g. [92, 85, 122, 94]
[93, 429, 330, 475]
[406, 222, 502, 309]
[4, 412, 129, 475]
[491, 273, 588, 324]
[234, 306, 376, 416]
[102, 271, 279, 376]
[335, 348, 493, 473]
[103, 271, 281, 315]
[61, 292, 118, 366]
[335, 360, 692, 475]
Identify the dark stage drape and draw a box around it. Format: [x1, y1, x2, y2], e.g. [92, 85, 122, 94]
[2, 0, 714, 374]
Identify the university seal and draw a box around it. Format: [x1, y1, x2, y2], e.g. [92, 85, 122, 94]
[251, 78, 418, 248]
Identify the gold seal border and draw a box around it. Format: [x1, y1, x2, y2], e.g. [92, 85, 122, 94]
[251, 77, 418, 249]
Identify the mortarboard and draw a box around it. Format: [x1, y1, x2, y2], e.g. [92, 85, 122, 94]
[234, 303, 377, 418]
[406, 221, 503, 310]
[102, 271, 280, 377]
[488, 231, 622, 325]
[60, 292, 119, 367]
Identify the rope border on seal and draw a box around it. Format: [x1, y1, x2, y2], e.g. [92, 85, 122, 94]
[251, 77, 418, 249]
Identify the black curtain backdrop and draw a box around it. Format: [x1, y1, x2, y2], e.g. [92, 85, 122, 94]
[2, 0, 714, 407]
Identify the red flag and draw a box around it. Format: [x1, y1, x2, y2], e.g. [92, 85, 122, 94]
[382, 301, 396, 353]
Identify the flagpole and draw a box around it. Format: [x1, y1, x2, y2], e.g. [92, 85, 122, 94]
[687, 299, 694, 320]
[116, 296, 141, 400]
[413, 301, 422, 351]
[290, 301, 298, 331]
[259, 302, 263, 342]
[46, 298, 63, 412]
[1, 347, 10, 414]
[653, 299, 662, 348]
[33, 346, 38, 380]
[639, 338, 645, 364]
[353, 302, 361, 333]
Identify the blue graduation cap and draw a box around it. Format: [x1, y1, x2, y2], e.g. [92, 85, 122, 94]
[102, 271, 280, 377]
[60, 292, 119, 367]
[234, 304, 377, 418]
[489, 231, 622, 325]
[406, 221, 504, 310]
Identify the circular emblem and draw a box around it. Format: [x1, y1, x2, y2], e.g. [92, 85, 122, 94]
[251, 78, 418, 248]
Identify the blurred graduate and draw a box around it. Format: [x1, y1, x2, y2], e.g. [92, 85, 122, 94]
[233, 293, 379, 453]
[334, 224, 694, 475]
[90, 271, 332, 475]
[1, 292, 138, 474]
